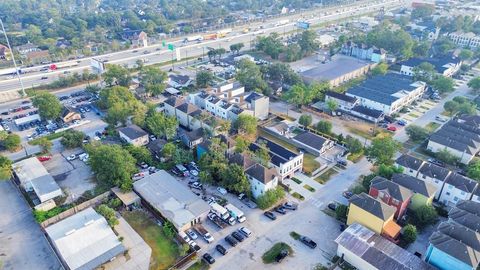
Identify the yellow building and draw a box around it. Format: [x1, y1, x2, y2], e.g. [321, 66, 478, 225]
[347, 193, 401, 240]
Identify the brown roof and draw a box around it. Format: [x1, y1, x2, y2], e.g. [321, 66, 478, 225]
[370, 176, 414, 202]
[228, 153, 256, 170]
[245, 163, 277, 184]
[349, 193, 396, 221]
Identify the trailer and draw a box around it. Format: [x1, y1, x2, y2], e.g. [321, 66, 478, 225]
[274, 19, 290, 27]
[203, 33, 218, 40]
[217, 28, 232, 38]
[207, 212, 228, 229]
[0, 67, 23, 76]
[225, 203, 246, 223]
[184, 35, 203, 42]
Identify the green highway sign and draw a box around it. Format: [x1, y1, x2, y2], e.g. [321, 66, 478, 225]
[168, 44, 174, 51]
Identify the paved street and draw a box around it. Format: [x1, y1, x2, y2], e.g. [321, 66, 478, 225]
[0, 181, 62, 270]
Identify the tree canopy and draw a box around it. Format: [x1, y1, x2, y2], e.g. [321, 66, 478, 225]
[366, 136, 401, 165]
[235, 59, 268, 94]
[99, 86, 147, 125]
[139, 66, 167, 96]
[102, 65, 132, 87]
[234, 114, 258, 136]
[32, 92, 62, 120]
[145, 112, 178, 140]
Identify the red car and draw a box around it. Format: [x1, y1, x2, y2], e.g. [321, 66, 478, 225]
[387, 126, 397, 132]
[37, 156, 52, 162]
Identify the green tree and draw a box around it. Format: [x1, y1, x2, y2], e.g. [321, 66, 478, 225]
[32, 92, 62, 120]
[402, 224, 417, 244]
[412, 205, 438, 228]
[256, 33, 284, 59]
[229, 43, 245, 54]
[413, 42, 430, 57]
[61, 130, 85, 148]
[365, 136, 401, 165]
[124, 145, 153, 165]
[406, 125, 429, 142]
[467, 159, 480, 181]
[256, 187, 285, 209]
[285, 43, 302, 62]
[413, 62, 436, 83]
[139, 66, 167, 96]
[411, 6, 435, 20]
[371, 62, 388, 75]
[468, 77, 480, 93]
[432, 77, 454, 94]
[345, 135, 363, 154]
[335, 204, 348, 221]
[326, 99, 338, 112]
[162, 221, 176, 238]
[443, 100, 459, 115]
[436, 148, 459, 165]
[37, 137, 52, 153]
[97, 204, 118, 227]
[263, 63, 301, 86]
[315, 120, 333, 135]
[253, 142, 270, 167]
[377, 164, 403, 179]
[221, 164, 250, 194]
[234, 114, 257, 136]
[102, 64, 132, 87]
[0, 155, 12, 180]
[196, 70, 214, 88]
[298, 30, 318, 56]
[234, 137, 251, 153]
[298, 114, 312, 127]
[459, 49, 474, 61]
[162, 142, 176, 160]
[86, 144, 137, 191]
[145, 112, 178, 140]
[99, 86, 147, 126]
[3, 134, 21, 152]
[235, 59, 268, 93]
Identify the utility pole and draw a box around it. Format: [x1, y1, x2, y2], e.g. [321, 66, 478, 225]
[0, 18, 25, 96]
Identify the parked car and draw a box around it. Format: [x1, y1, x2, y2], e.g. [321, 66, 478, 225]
[300, 236, 317, 249]
[217, 187, 228, 195]
[216, 244, 228, 255]
[178, 231, 193, 245]
[342, 191, 353, 199]
[239, 227, 252, 237]
[283, 201, 298, 210]
[66, 154, 76, 161]
[397, 120, 407, 126]
[387, 126, 397, 132]
[231, 231, 245, 242]
[189, 182, 203, 190]
[190, 241, 201, 252]
[202, 253, 215, 264]
[275, 249, 289, 262]
[225, 235, 238, 247]
[274, 206, 287, 215]
[186, 229, 198, 240]
[264, 211, 277, 220]
[327, 203, 337, 211]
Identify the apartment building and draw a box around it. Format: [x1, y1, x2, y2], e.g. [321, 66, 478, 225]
[448, 32, 480, 48]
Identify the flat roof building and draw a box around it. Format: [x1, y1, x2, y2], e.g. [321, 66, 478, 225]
[45, 207, 125, 270]
[133, 170, 210, 231]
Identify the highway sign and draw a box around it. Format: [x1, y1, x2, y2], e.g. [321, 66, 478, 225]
[168, 44, 174, 51]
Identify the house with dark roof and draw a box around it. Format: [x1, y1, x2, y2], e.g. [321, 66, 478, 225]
[325, 91, 358, 111]
[341, 41, 387, 63]
[163, 96, 206, 131]
[249, 137, 303, 181]
[336, 223, 435, 270]
[449, 205, 480, 232]
[417, 162, 452, 199]
[395, 154, 426, 178]
[118, 125, 149, 146]
[146, 139, 167, 160]
[196, 134, 236, 159]
[245, 163, 279, 198]
[292, 131, 334, 156]
[349, 105, 385, 123]
[168, 74, 192, 89]
[179, 127, 204, 149]
[369, 176, 414, 220]
[427, 116, 480, 164]
[347, 193, 401, 240]
[472, 187, 480, 204]
[399, 55, 462, 77]
[438, 173, 478, 207]
[391, 173, 438, 210]
[346, 73, 426, 115]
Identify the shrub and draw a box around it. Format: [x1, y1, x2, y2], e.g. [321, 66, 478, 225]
[335, 204, 348, 221]
[256, 187, 285, 209]
[61, 130, 85, 148]
[402, 224, 417, 244]
[97, 204, 118, 227]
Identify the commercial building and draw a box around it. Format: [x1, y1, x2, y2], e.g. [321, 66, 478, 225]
[369, 176, 413, 220]
[448, 32, 480, 48]
[45, 207, 125, 270]
[427, 116, 480, 164]
[12, 157, 63, 204]
[335, 223, 434, 270]
[292, 131, 334, 156]
[133, 170, 210, 231]
[300, 54, 373, 87]
[346, 73, 426, 115]
[347, 193, 401, 240]
[324, 91, 385, 122]
[391, 173, 437, 209]
[399, 55, 462, 77]
[118, 124, 149, 146]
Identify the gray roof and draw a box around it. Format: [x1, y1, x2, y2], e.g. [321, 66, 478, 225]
[392, 173, 438, 197]
[133, 170, 210, 230]
[445, 173, 478, 193]
[146, 139, 167, 154]
[449, 208, 480, 232]
[245, 163, 278, 184]
[436, 221, 480, 252]
[370, 176, 414, 202]
[228, 153, 256, 170]
[326, 91, 357, 103]
[349, 193, 396, 221]
[400, 55, 461, 74]
[429, 119, 480, 155]
[346, 73, 422, 106]
[429, 231, 480, 267]
[12, 157, 62, 203]
[455, 200, 480, 217]
[45, 208, 125, 270]
[335, 223, 436, 270]
[395, 154, 425, 171]
[301, 54, 371, 82]
[293, 131, 330, 150]
[177, 102, 201, 115]
[118, 124, 148, 140]
[164, 96, 185, 107]
[418, 162, 451, 182]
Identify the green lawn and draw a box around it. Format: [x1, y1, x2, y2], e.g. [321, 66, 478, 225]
[347, 152, 364, 163]
[314, 168, 338, 184]
[425, 122, 440, 133]
[303, 184, 316, 192]
[291, 192, 305, 201]
[122, 210, 180, 270]
[262, 242, 293, 264]
[408, 112, 420, 118]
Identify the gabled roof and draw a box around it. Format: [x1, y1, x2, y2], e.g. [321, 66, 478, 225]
[349, 193, 396, 221]
[370, 176, 414, 202]
[400, 55, 461, 74]
[118, 124, 148, 140]
[449, 208, 480, 232]
[293, 131, 330, 150]
[228, 153, 256, 170]
[445, 173, 478, 193]
[395, 154, 425, 171]
[429, 118, 480, 155]
[164, 96, 185, 108]
[429, 231, 480, 267]
[246, 163, 278, 184]
[455, 200, 480, 217]
[418, 162, 451, 181]
[437, 221, 480, 252]
[391, 174, 438, 198]
[177, 102, 201, 115]
[249, 137, 300, 167]
[146, 139, 167, 154]
[169, 74, 191, 85]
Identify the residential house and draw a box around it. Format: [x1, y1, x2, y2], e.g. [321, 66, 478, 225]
[406, 21, 441, 41]
[399, 55, 462, 77]
[472, 188, 480, 204]
[61, 107, 81, 123]
[391, 173, 437, 209]
[369, 176, 414, 220]
[267, 121, 290, 136]
[133, 170, 211, 231]
[0, 43, 11, 60]
[249, 137, 303, 181]
[12, 157, 63, 205]
[292, 131, 334, 156]
[45, 207, 125, 270]
[438, 173, 478, 207]
[228, 152, 256, 170]
[346, 73, 427, 115]
[146, 139, 167, 160]
[325, 91, 358, 111]
[347, 193, 401, 240]
[449, 203, 480, 233]
[448, 32, 480, 48]
[163, 96, 204, 130]
[179, 127, 204, 149]
[427, 116, 480, 164]
[335, 223, 435, 270]
[117, 124, 149, 146]
[341, 41, 387, 63]
[197, 135, 236, 159]
[168, 74, 193, 89]
[16, 43, 39, 55]
[245, 163, 279, 198]
[244, 92, 269, 120]
[417, 162, 451, 199]
[122, 30, 148, 48]
[300, 54, 373, 87]
[395, 154, 425, 178]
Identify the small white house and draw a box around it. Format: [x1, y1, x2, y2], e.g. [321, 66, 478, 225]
[245, 164, 279, 198]
[118, 125, 149, 146]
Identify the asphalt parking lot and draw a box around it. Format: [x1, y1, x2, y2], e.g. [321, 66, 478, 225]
[0, 181, 61, 270]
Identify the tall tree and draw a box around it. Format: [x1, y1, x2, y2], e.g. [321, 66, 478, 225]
[196, 70, 214, 88]
[102, 64, 132, 87]
[139, 66, 167, 96]
[235, 59, 268, 93]
[234, 114, 257, 136]
[366, 136, 401, 165]
[0, 155, 12, 180]
[145, 112, 178, 140]
[468, 77, 480, 93]
[32, 92, 62, 120]
[298, 30, 318, 56]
